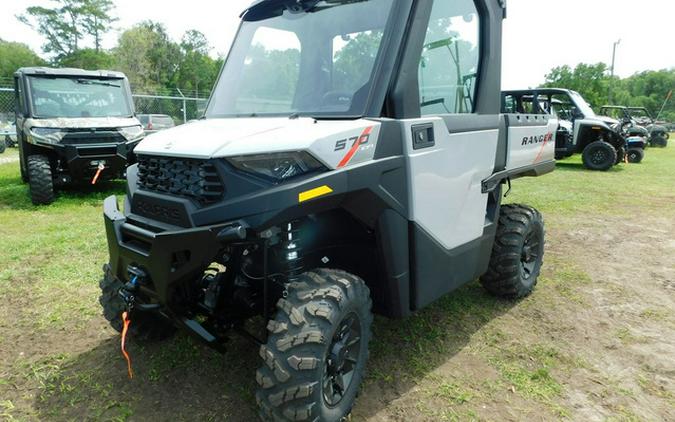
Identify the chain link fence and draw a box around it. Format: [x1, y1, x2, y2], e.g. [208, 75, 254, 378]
[0, 86, 209, 128]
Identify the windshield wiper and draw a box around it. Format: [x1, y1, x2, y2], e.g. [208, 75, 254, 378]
[76, 79, 120, 88]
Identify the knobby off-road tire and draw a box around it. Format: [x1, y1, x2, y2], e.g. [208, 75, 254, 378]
[27, 154, 54, 205]
[98, 264, 176, 341]
[480, 204, 545, 299]
[0, 140, 5, 153]
[649, 135, 668, 148]
[256, 269, 373, 422]
[581, 141, 617, 171]
[627, 148, 644, 163]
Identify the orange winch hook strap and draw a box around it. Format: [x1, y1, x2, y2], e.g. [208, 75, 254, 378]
[91, 163, 105, 185]
[121, 311, 134, 379]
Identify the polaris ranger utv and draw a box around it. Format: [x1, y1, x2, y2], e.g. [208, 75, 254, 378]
[14, 67, 144, 205]
[503, 88, 626, 170]
[99, 1, 555, 420]
[625, 106, 669, 148]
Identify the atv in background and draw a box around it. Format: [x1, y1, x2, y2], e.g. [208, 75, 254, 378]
[626, 107, 669, 147]
[503, 89, 626, 170]
[14, 67, 144, 205]
[99, 1, 554, 420]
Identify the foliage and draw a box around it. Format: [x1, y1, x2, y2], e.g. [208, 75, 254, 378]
[16, 0, 85, 59]
[79, 0, 118, 52]
[0, 39, 46, 80]
[543, 63, 674, 122]
[17, 0, 116, 60]
[58, 48, 114, 70]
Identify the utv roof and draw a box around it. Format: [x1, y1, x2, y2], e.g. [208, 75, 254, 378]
[503, 88, 575, 95]
[600, 105, 627, 109]
[15, 67, 126, 79]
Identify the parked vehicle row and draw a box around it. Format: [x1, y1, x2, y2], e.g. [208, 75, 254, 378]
[501, 88, 662, 170]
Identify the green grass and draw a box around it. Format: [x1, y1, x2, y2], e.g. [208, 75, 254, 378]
[0, 139, 674, 420]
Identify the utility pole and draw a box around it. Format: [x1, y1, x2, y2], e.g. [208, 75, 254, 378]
[608, 39, 621, 104]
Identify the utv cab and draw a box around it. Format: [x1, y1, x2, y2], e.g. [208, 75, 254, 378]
[100, 1, 555, 421]
[14, 67, 144, 204]
[503, 89, 627, 170]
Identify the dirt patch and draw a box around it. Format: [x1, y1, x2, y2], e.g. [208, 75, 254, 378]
[0, 156, 19, 165]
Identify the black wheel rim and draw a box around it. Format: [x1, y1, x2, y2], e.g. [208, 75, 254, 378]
[521, 229, 540, 280]
[323, 312, 362, 407]
[591, 148, 608, 165]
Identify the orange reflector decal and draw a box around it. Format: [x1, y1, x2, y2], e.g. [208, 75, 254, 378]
[299, 185, 333, 203]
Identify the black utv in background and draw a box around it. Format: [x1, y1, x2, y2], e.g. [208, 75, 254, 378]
[625, 107, 669, 147]
[14, 67, 144, 205]
[503, 89, 627, 170]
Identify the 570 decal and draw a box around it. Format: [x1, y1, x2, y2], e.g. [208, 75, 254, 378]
[335, 126, 374, 168]
[334, 132, 372, 151]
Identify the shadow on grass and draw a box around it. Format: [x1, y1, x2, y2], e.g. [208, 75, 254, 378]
[555, 161, 625, 173]
[33, 282, 517, 421]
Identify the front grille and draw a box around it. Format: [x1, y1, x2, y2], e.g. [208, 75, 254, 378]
[61, 129, 126, 145]
[136, 155, 224, 205]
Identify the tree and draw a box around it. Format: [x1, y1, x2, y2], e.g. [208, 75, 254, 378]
[80, 0, 118, 53]
[542, 63, 610, 108]
[174, 30, 221, 95]
[58, 48, 114, 69]
[0, 39, 46, 80]
[17, 0, 85, 59]
[114, 21, 181, 92]
[542, 62, 675, 121]
[17, 0, 117, 60]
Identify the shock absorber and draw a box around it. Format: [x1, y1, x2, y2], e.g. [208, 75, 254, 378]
[279, 220, 304, 281]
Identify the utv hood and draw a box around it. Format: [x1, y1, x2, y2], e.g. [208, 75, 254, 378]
[596, 115, 620, 126]
[133, 117, 382, 168]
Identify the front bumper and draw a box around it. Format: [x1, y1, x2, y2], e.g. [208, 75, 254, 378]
[41, 141, 139, 180]
[103, 195, 245, 307]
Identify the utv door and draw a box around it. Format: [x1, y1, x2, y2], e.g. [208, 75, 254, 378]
[400, 0, 502, 310]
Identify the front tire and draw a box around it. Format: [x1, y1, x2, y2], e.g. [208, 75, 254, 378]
[0, 140, 5, 154]
[98, 264, 176, 341]
[582, 141, 617, 171]
[256, 269, 373, 422]
[480, 204, 545, 299]
[27, 154, 54, 205]
[627, 148, 644, 163]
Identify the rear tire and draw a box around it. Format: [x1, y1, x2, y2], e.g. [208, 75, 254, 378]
[256, 269, 373, 422]
[582, 141, 617, 171]
[98, 264, 176, 341]
[627, 148, 644, 163]
[650, 135, 668, 148]
[0, 141, 5, 154]
[27, 154, 54, 205]
[480, 204, 545, 299]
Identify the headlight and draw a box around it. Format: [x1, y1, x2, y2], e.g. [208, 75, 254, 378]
[119, 125, 144, 142]
[29, 127, 66, 145]
[227, 151, 325, 183]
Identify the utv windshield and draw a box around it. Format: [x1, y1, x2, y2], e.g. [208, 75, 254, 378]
[568, 91, 596, 118]
[27, 76, 132, 119]
[206, 0, 396, 118]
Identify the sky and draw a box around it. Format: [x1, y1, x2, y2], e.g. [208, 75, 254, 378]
[1, 0, 673, 90]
